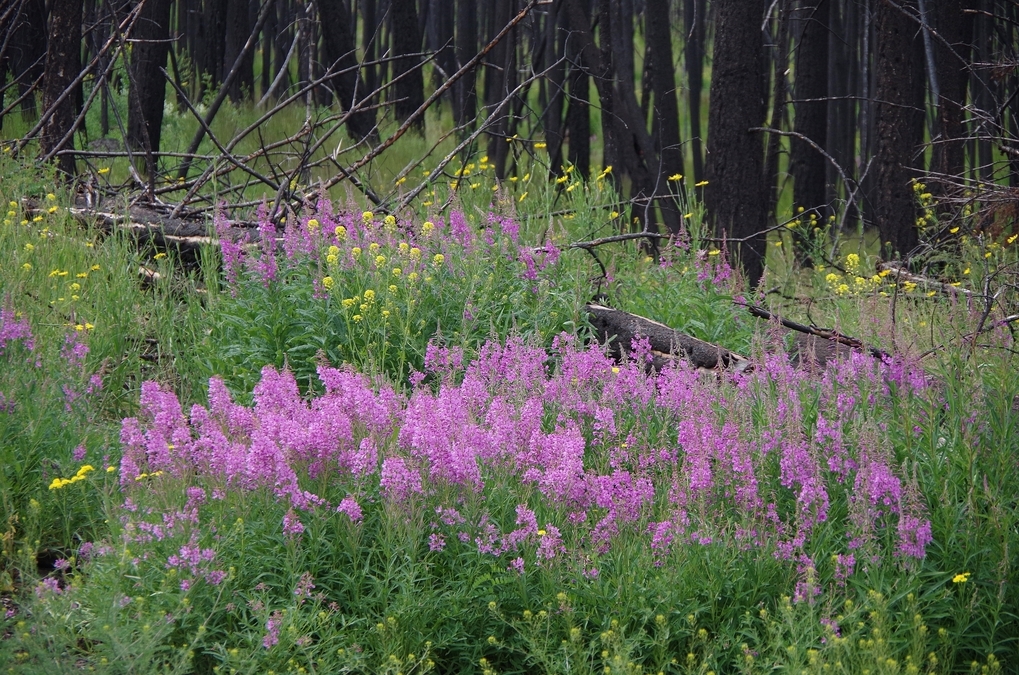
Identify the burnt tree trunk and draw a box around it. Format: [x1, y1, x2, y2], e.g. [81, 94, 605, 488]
[390, 0, 425, 129]
[645, 0, 685, 191]
[564, 0, 591, 179]
[7, 0, 48, 122]
[485, 0, 516, 178]
[873, 0, 925, 258]
[705, 0, 767, 283]
[929, 0, 974, 183]
[360, 0, 379, 100]
[127, 0, 174, 156]
[39, 0, 83, 177]
[223, 0, 256, 102]
[763, 1, 790, 219]
[197, 0, 228, 96]
[453, 0, 478, 127]
[543, 1, 567, 174]
[314, 0, 379, 143]
[791, 0, 830, 214]
[684, 0, 706, 185]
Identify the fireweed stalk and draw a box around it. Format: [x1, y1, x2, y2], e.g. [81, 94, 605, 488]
[119, 334, 933, 592]
[209, 201, 574, 392]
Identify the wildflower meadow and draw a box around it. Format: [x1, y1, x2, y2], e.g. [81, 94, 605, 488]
[1, 149, 1018, 674]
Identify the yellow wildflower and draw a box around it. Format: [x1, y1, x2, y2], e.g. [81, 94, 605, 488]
[668, 173, 683, 181]
[46, 193, 57, 202]
[364, 289, 376, 302]
[322, 276, 334, 290]
[351, 247, 362, 258]
[98, 167, 110, 175]
[422, 221, 435, 234]
[952, 572, 970, 584]
[154, 252, 167, 260]
[695, 180, 709, 187]
[362, 211, 374, 223]
[433, 253, 444, 265]
[335, 225, 347, 239]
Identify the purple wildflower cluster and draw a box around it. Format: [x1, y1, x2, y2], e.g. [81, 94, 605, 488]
[0, 302, 34, 356]
[119, 330, 934, 594]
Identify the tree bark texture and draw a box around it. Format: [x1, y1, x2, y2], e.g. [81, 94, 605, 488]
[563, 0, 591, 179]
[791, 0, 829, 214]
[873, 0, 925, 258]
[684, 0, 706, 184]
[453, 0, 477, 127]
[127, 0, 174, 155]
[223, 0, 256, 102]
[390, 0, 425, 129]
[6, 0, 47, 121]
[314, 0, 379, 143]
[930, 0, 974, 182]
[645, 0, 684, 184]
[39, 0, 83, 177]
[705, 0, 767, 283]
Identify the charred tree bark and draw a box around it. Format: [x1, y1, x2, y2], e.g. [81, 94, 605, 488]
[428, 0, 457, 97]
[763, 1, 790, 219]
[127, 0, 173, 156]
[564, 0, 591, 179]
[314, 0, 379, 143]
[929, 0, 974, 183]
[223, 0, 256, 102]
[705, 0, 767, 283]
[873, 0, 925, 258]
[791, 0, 830, 215]
[197, 0, 228, 96]
[684, 0, 706, 185]
[486, 0, 516, 178]
[39, 0, 83, 177]
[7, 0, 47, 121]
[390, 0, 425, 129]
[453, 0, 478, 127]
[645, 0, 684, 188]
[543, 1, 567, 174]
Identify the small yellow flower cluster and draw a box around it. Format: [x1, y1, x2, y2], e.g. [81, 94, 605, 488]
[913, 180, 937, 231]
[49, 464, 95, 490]
[326, 245, 340, 265]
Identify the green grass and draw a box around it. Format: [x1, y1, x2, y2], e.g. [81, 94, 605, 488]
[2, 116, 1018, 675]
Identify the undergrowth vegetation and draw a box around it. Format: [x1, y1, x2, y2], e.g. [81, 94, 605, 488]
[1, 143, 1018, 673]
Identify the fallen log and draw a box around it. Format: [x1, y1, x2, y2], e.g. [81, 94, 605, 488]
[25, 195, 259, 267]
[585, 303, 753, 372]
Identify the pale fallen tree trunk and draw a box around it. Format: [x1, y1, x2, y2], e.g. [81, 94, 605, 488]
[585, 303, 753, 373]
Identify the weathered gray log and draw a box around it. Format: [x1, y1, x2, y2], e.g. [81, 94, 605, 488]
[26, 195, 260, 268]
[585, 303, 752, 372]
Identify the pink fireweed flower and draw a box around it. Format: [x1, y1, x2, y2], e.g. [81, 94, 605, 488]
[0, 302, 34, 355]
[337, 496, 363, 522]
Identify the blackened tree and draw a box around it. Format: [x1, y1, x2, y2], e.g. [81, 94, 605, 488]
[873, 0, 926, 258]
[127, 0, 174, 156]
[39, 0, 83, 177]
[705, 0, 768, 283]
